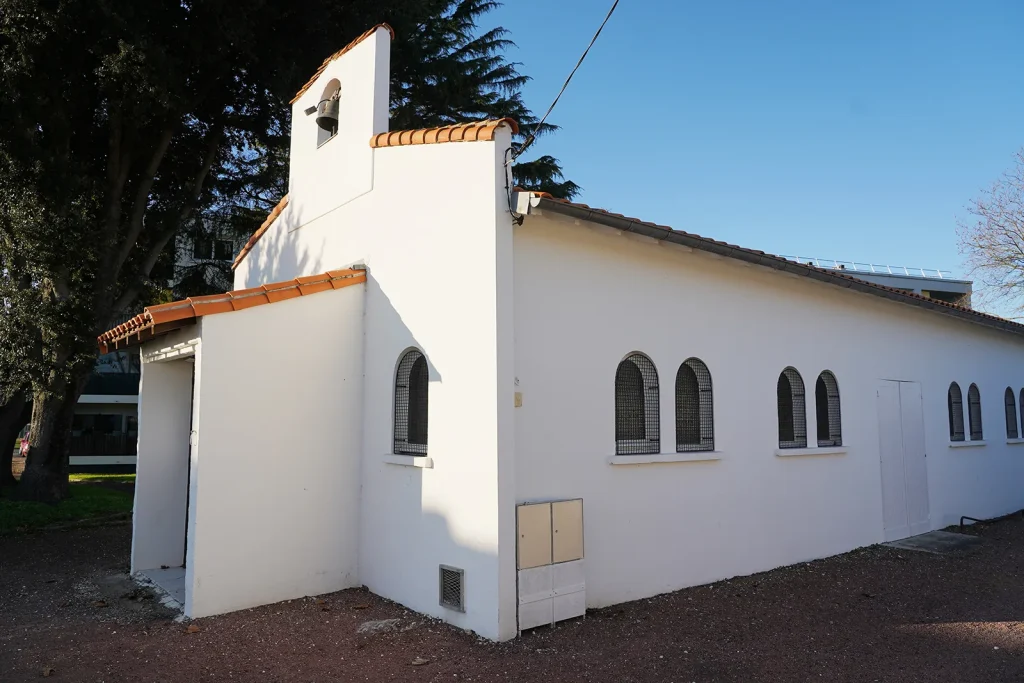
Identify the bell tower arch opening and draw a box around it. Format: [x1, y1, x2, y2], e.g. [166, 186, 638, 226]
[315, 79, 340, 147]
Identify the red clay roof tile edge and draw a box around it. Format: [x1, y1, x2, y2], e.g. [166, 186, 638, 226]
[290, 24, 395, 104]
[97, 269, 366, 354]
[526, 192, 1023, 337]
[369, 118, 519, 148]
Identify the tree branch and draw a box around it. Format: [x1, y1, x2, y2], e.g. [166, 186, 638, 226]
[112, 123, 176, 278]
[110, 123, 224, 315]
[102, 107, 131, 245]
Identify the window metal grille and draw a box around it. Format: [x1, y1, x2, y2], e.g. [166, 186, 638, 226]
[777, 367, 807, 448]
[1006, 387, 1019, 439]
[438, 565, 465, 612]
[815, 371, 842, 447]
[615, 353, 660, 455]
[967, 383, 983, 441]
[394, 349, 428, 455]
[676, 358, 713, 452]
[948, 382, 965, 442]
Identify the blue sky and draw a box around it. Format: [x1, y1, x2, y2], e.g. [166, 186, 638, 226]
[491, 0, 1023, 294]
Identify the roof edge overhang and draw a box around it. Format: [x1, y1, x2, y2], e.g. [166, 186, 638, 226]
[534, 196, 1024, 339]
[98, 268, 367, 354]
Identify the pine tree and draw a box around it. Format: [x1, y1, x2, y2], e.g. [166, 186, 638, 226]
[388, 0, 580, 200]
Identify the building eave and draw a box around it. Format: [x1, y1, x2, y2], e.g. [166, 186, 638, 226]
[533, 196, 1024, 339]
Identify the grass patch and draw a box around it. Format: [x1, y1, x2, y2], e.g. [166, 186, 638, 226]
[0, 483, 133, 535]
[68, 473, 136, 485]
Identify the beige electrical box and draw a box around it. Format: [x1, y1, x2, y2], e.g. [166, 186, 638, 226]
[517, 502, 552, 569]
[517, 498, 586, 631]
[552, 499, 584, 563]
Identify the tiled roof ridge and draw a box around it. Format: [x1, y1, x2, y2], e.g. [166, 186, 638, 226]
[369, 118, 519, 148]
[97, 268, 366, 353]
[290, 24, 395, 104]
[521, 190, 1023, 336]
[231, 195, 289, 271]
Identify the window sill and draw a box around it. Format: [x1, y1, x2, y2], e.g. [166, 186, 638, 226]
[608, 453, 722, 465]
[317, 133, 338, 149]
[383, 454, 434, 468]
[775, 446, 847, 457]
[1007, 438, 1024, 445]
[949, 440, 987, 449]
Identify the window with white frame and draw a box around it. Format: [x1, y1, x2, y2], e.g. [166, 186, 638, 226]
[1006, 387, 1018, 439]
[615, 353, 660, 455]
[967, 383, 983, 441]
[777, 367, 807, 449]
[814, 370, 842, 447]
[675, 358, 713, 452]
[948, 382, 965, 442]
[394, 349, 428, 455]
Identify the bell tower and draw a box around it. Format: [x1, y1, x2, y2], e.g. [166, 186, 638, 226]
[287, 24, 392, 227]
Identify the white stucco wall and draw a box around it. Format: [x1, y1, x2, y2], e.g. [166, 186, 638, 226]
[512, 211, 1024, 609]
[287, 27, 390, 227]
[232, 87, 517, 637]
[185, 283, 365, 618]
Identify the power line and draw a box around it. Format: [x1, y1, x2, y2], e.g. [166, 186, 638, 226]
[510, 0, 620, 163]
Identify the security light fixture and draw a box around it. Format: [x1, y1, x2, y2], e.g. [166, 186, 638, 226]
[303, 105, 317, 116]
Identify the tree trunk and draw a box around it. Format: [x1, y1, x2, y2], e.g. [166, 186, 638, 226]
[17, 374, 87, 503]
[0, 392, 31, 491]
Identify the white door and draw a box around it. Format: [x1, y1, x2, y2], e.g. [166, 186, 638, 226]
[877, 380, 930, 541]
[899, 382, 930, 536]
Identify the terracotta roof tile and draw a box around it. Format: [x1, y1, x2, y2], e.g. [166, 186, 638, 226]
[231, 195, 289, 271]
[290, 24, 395, 104]
[97, 268, 366, 353]
[524, 191, 1024, 337]
[369, 118, 519, 148]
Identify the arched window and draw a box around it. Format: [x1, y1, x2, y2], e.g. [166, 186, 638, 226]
[1005, 387, 1018, 439]
[815, 371, 842, 447]
[315, 79, 341, 147]
[676, 358, 713, 452]
[948, 382, 965, 442]
[777, 367, 807, 449]
[394, 349, 428, 455]
[615, 353, 660, 455]
[967, 383, 983, 441]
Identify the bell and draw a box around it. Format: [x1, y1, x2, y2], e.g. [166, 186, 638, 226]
[316, 98, 339, 132]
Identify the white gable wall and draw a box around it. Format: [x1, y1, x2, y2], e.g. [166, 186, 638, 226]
[185, 284, 365, 617]
[513, 211, 1024, 609]
[232, 93, 519, 637]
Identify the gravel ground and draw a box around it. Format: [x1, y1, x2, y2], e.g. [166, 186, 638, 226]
[2, 519, 1024, 682]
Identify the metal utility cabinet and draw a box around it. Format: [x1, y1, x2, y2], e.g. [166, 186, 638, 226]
[516, 499, 585, 631]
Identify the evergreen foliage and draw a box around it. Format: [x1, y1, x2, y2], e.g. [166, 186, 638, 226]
[0, 0, 576, 500]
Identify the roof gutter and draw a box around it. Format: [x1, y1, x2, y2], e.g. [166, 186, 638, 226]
[534, 196, 1024, 339]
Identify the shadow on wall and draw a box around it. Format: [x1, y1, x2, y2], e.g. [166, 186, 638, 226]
[357, 275, 509, 636]
[239, 216, 322, 287]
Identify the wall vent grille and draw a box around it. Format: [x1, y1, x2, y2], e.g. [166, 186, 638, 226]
[438, 565, 465, 612]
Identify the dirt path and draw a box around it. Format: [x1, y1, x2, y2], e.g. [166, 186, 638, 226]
[2, 520, 1024, 682]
